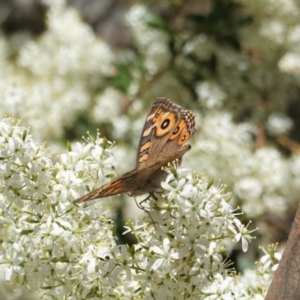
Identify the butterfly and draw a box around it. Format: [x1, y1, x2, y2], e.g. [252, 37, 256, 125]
[73, 97, 196, 204]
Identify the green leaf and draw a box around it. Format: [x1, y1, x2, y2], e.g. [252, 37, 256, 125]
[109, 63, 132, 92]
[142, 12, 168, 30]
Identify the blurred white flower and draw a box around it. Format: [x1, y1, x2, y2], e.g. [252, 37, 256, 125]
[91, 88, 123, 123]
[289, 154, 300, 177]
[278, 52, 300, 74]
[0, 0, 115, 141]
[196, 81, 227, 109]
[183, 34, 216, 60]
[234, 178, 263, 202]
[260, 21, 286, 45]
[126, 5, 171, 75]
[266, 113, 293, 135]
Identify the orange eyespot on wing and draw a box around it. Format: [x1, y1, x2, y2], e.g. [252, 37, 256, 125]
[168, 119, 191, 146]
[146, 107, 179, 138]
[169, 119, 186, 140]
[178, 130, 190, 145]
[155, 112, 177, 137]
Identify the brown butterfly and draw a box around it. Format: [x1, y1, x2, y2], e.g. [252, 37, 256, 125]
[73, 97, 196, 204]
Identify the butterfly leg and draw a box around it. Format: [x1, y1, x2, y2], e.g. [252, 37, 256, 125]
[136, 192, 158, 210]
[134, 193, 158, 225]
[134, 194, 150, 212]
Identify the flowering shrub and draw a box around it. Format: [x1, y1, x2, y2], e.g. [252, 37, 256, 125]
[1, 0, 300, 297]
[0, 117, 278, 299]
[0, 1, 115, 140]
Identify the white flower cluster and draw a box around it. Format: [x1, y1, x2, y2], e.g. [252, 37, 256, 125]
[237, 0, 300, 78]
[192, 113, 299, 218]
[240, 244, 282, 297]
[0, 0, 115, 140]
[0, 117, 275, 299]
[0, 118, 116, 297]
[126, 5, 171, 75]
[196, 81, 227, 109]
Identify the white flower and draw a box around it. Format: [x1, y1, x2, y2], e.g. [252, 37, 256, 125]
[126, 5, 171, 75]
[230, 219, 254, 252]
[196, 81, 227, 109]
[111, 245, 133, 282]
[150, 238, 179, 273]
[278, 52, 300, 74]
[266, 113, 293, 135]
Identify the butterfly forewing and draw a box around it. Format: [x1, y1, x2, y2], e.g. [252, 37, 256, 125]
[73, 175, 134, 203]
[73, 144, 192, 203]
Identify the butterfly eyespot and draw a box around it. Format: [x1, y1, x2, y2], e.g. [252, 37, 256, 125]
[169, 119, 186, 140]
[155, 112, 177, 136]
[161, 119, 170, 129]
[178, 131, 190, 145]
[172, 126, 179, 135]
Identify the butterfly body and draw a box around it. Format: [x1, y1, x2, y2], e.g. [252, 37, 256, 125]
[73, 97, 196, 204]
